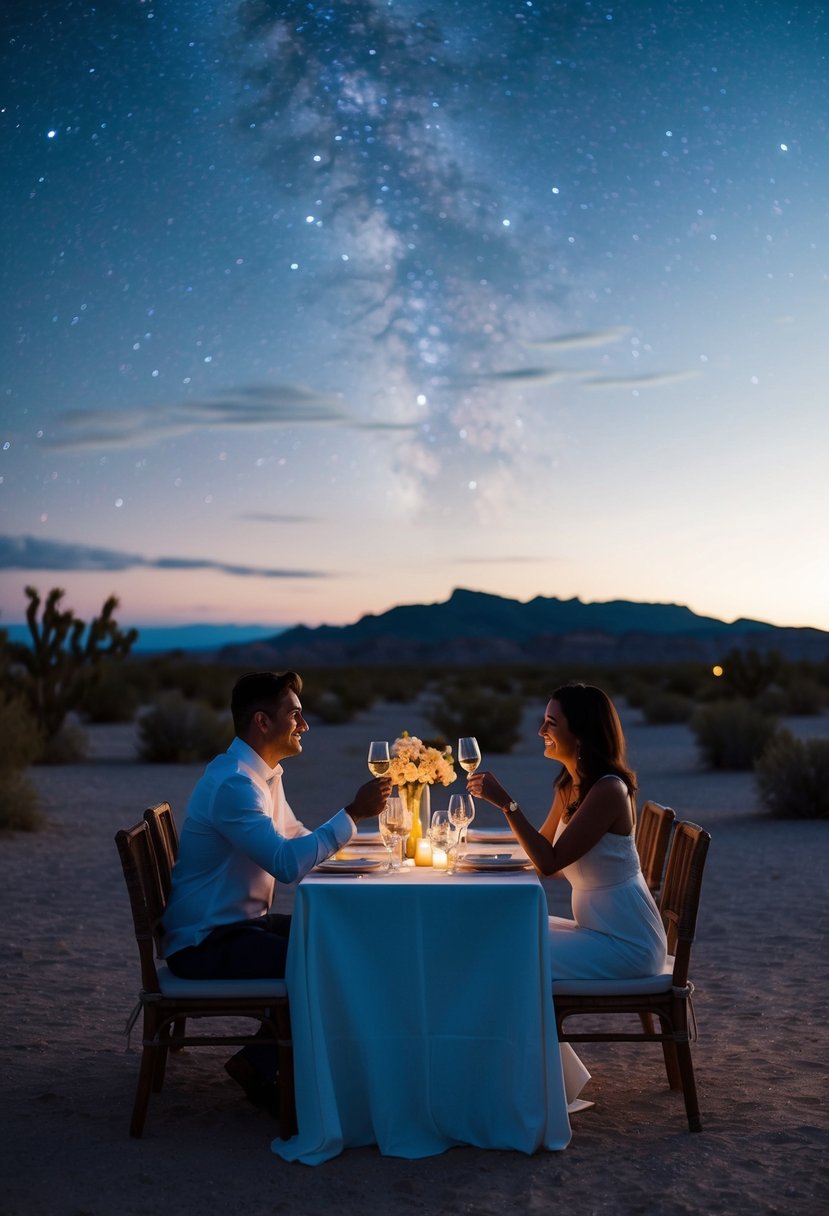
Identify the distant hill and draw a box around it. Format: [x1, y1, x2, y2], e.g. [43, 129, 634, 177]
[218, 589, 829, 666]
[2, 622, 285, 654]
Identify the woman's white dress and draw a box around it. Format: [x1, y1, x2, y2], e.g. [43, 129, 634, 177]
[549, 779, 668, 980]
[551, 776, 668, 1110]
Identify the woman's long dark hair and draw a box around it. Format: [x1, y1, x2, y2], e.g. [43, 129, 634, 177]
[551, 682, 637, 815]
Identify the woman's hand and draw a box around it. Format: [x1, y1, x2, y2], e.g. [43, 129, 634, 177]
[465, 770, 512, 814]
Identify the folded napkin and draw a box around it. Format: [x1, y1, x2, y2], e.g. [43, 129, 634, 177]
[466, 827, 515, 843]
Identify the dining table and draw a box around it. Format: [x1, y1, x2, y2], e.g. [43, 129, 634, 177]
[271, 840, 575, 1164]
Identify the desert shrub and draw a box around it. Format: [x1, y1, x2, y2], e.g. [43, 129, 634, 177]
[779, 676, 826, 717]
[0, 770, 43, 832]
[659, 664, 709, 698]
[37, 720, 89, 764]
[0, 695, 44, 769]
[425, 685, 524, 753]
[304, 668, 379, 720]
[690, 699, 778, 770]
[755, 730, 829, 819]
[640, 692, 694, 725]
[80, 666, 142, 723]
[755, 686, 786, 715]
[306, 689, 354, 724]
[149, 657, 237, 709]
[718, 647, 782, 699]
[137, 692, 232, 762]
[619, 678, 651, 710]
[0, 695, 44, 829]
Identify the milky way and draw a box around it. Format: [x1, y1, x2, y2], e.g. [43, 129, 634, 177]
[232, 0, 585, 503]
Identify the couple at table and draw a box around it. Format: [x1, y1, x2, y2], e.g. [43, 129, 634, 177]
[163, 669, 667, 1123]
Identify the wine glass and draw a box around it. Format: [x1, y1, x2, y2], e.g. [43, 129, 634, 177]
[448, 793, 475, 853]
[458, 737, 481, 775]
[429, 808, 458, 872]
[379, 796, 411, 871]
[367, 740, 390, 777]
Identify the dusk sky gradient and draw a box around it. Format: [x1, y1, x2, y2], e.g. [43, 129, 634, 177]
[2, 1, 827, 635]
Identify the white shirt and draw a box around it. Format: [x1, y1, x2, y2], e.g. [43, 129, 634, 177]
[162, 737, 355, 956]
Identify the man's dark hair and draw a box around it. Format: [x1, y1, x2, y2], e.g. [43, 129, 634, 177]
[231, 670, 303, 735]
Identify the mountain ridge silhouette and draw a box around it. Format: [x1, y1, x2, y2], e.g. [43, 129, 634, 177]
[218, 589, 829, 666]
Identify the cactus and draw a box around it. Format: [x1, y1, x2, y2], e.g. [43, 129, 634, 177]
[4, 586, 139, 743]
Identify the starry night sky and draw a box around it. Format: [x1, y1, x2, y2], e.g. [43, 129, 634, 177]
[2, 0, 828, 634]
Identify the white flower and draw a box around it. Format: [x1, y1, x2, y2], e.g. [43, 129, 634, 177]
[388, 733, 456, 787]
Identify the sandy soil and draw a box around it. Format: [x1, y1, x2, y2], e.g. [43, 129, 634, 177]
[1, 699, 827, 1215]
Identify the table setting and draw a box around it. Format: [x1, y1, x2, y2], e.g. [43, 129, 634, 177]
[271, 732, 574, 1164]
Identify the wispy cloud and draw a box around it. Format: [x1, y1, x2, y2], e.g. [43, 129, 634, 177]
[43, 384, 346, 453]
[478, 368, 580, 385]
[0, 535, 330, 579]
[237, 512, 323, 524]
[455, 555, 558, 564]
[351, 420, 421, 432]
[521, 326, 632, 351]
[580, 370, 701, 390]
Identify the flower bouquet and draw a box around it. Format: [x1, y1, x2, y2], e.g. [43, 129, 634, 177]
[388, 732, 456, 856]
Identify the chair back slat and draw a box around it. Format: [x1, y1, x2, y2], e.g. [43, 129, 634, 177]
[115, 821, 166, 991]
[143, 802, 179, 901]
[658, 821, 710, 984]
[635, 801, 676, 894]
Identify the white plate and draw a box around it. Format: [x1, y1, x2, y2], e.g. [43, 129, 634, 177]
[315, 857, 385, 874]
[352, 831, 385, 845]
[457, 856, 532, 872]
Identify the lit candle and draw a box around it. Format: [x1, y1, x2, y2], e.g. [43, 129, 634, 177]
[432, 847, 448, 870]
[414, 838, 433, 866]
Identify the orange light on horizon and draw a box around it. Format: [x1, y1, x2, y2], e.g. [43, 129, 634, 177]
[712, 665, 724, 677]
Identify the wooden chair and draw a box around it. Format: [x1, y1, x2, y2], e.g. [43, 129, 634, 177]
[142, 803, 187, 1047]
[636, 800, 676, 896]
[115, 819, 296, 1139]
[142, 802, 179, 901]
[554, 821, 711, 1132]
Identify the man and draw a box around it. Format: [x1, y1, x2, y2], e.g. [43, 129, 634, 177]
[163, 669, 391, 1113]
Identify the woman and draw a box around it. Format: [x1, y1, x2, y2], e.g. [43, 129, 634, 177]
[466, 682, 668, 982]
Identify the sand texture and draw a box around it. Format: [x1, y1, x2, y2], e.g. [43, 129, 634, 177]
[1, 700, 827, 1215]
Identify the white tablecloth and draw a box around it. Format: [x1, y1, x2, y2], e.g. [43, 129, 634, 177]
[272, 865, 573, 1164]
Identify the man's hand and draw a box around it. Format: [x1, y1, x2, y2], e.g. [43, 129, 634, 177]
[345, 776, 392, 822]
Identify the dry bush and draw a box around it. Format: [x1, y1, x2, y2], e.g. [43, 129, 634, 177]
[778, 676, 826, 716]
[80, 666, 142, 723]
[37, 721, 89, 765]
[0, 770, 43, 833]
[690, 699, 778, 770]
[136, 692, 233, 763]
[0, 695, 44, 831]
[755, 730, 829, 819]
[0, 695, 43, 769]
[640, 692, 694, 725]
[425, 684, 524, 753]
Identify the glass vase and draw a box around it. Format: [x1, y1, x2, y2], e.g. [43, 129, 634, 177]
[400, 782, 427, 859]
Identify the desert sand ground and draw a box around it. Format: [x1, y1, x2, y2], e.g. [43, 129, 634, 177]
[1, 697, 827, 1216]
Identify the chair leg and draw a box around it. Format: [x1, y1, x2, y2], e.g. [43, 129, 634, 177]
[130, 1044, 158, 1138]
[659, 1013, 683, 1090]
[152, 1036, 169, 1092]
[674, 1040, 702, 1132]
[661, 1040, 681, 1089]
[171, 1015, 186, 1051]
[639, 1011, 656, 1035]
